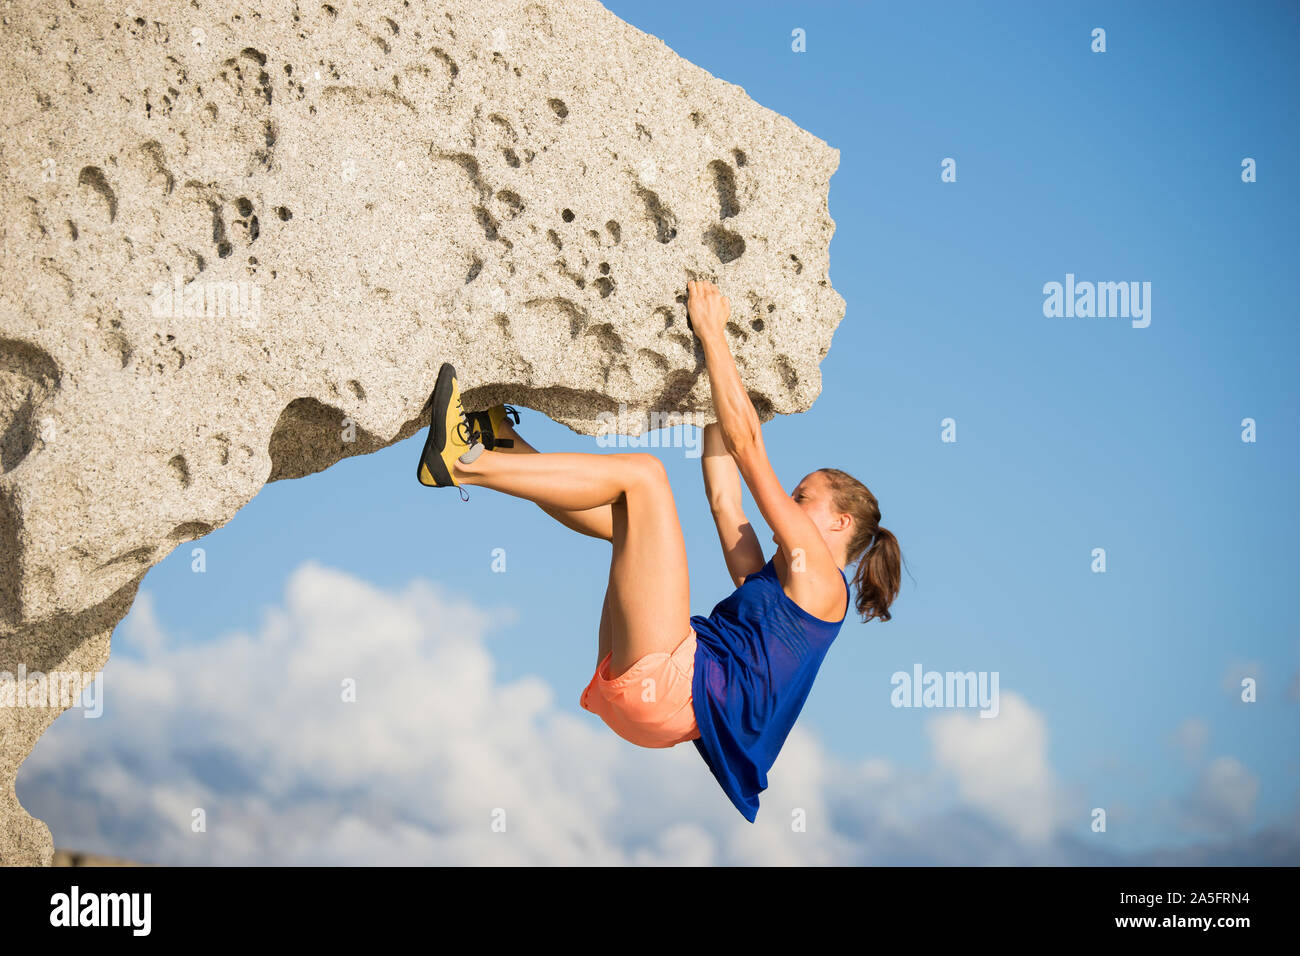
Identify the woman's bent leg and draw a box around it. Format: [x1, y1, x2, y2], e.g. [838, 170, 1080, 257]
[455, 450, 690, 676]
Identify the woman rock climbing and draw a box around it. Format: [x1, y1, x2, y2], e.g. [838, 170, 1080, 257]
[416, 279, 902, 821]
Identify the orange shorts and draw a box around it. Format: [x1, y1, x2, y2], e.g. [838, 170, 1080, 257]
[580, 627, 701, 749]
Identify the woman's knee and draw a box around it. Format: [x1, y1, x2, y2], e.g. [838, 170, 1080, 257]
[621, 453, 668, 492]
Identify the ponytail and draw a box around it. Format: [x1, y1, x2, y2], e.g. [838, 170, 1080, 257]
[852, 524, 901, 623]
[817, 468, 903, 624]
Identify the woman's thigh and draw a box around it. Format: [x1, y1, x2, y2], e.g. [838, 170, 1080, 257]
[604, 455, 691, 677]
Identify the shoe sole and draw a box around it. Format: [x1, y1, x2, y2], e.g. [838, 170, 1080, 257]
[416, 363, 457, 487]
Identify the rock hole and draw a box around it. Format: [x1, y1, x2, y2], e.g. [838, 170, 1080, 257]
[709, 160, 740, 219]
[503, 147, 520, 167]
[76, 166, 117, 222]
[789, 253, 803, 274]
[466, 257, 482, 283]
[473, 206, 499, 241]
[495, 190, 524, 218]
[431, 47, 459, 80]
[732, 148, 748, 167]
[347, 380, 366, 399]
[210, 201, 228, 248]
[605, 220, 621, 243]
[638, 348, 670, 372]
[275, 206, 292, 220]
[689, 110, 703, 127]
[546, 229, 561, 249]
[106, 331, 132, 369]
[776, 356, 798, 390]
[169, 521, 214, 543]
[548, 97, 568, 119]
[236, 197, 253, 217]
[66, 220, 79, 240]
[750, 318, 765, 332]
[635, 187, 677, 244]
[0, 338, 60, 474]
[168, 454, 192, 487]
[703, 225, 745, 264]
[97, 545, 156, 571]
[431, 150, 488, 200]
[561, 208, 575, 223]
[138, 140, 175, 194]
[594, 277, 614, 298]
[585, 323, 625, 353]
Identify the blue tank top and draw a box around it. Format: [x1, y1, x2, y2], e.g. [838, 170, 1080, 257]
[690, 556, 850, 821]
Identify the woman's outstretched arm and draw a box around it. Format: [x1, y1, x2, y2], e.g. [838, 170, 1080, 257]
[701, 421, 765, 586]
[687, 280, 843, 611]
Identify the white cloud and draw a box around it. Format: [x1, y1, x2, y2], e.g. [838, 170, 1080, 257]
[925, 692, 1070, 845]
[15, 562, 1292, 865]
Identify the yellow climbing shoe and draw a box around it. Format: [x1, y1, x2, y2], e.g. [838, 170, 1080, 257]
[416, 363, 483, 488]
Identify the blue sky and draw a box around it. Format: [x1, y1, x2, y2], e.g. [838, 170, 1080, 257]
[19, 0, 1299, 863]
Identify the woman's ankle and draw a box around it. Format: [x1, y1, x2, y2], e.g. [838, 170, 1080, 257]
[496, 420, 535, 455]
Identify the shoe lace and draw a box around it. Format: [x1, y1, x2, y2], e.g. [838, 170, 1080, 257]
[453, 397, 482, 446]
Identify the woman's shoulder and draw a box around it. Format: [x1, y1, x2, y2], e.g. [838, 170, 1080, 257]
[775, 558, 849, 625]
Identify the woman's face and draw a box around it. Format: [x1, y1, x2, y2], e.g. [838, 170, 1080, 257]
[774, 471, 847, 544]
